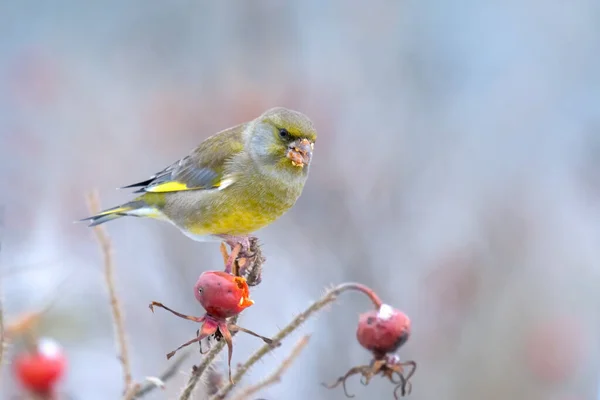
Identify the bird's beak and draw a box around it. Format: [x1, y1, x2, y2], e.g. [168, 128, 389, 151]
[286, 138, 313, 168]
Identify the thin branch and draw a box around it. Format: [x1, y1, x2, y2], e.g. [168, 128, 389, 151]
[123, 383, 142, 400]
[86, 191, 133, 395]
[133, 351, 191, 398]
[211, 282, 383, 399]
[230, 335, 311, 400]
[178, 316, 238, 400]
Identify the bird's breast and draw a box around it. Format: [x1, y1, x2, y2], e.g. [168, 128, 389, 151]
[179, 175, 305, 236]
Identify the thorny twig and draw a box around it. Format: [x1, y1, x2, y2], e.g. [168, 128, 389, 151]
[178, 316, 238, 400]
[230, 335, 311, 400]
[211, 283, 383, 399]
[86, 191, 133, 396]
[179, 238, 264, 399]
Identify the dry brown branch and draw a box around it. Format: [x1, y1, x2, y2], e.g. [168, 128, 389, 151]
[210, 282, 382, 399]
[86, 191, 133, 395]
[230, 335, 311, 400]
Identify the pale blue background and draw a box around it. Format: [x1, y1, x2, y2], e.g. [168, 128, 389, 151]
[1, 1, 599, 399]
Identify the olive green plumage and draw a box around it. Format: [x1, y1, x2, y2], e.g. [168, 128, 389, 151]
[82, 107, 317, 241]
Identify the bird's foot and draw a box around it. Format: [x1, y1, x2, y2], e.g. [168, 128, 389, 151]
[218, 235, 265, 285]
[221, 242, 242, 275]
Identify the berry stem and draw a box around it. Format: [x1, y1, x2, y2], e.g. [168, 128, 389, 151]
[334, 282, 383, 309]
[208, 282, 385, 399]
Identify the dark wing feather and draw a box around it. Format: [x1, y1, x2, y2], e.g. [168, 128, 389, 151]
[122, 123, 246, 193]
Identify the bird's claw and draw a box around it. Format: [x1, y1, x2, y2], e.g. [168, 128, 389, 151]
[219, 236, 265, 285]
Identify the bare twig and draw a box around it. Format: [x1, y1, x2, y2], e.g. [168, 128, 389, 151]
[178, 316, 238, 400]
[123, 383, 142, 400]
[211, 282, 383, 399]
[86, 191, 133, 395]
[230, 335, 310, 400]
[132, 351, 191, 398]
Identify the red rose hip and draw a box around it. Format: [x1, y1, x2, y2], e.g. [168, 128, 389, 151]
[151, 269, 273, 384]
[194, 271, 254, 318]
[356, 304, 411, 358]
[14, 337, 67, 394]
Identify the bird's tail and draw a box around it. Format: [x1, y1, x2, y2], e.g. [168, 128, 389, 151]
[79, 200, 151, 227]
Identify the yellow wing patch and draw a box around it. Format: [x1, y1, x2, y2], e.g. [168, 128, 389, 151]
[145, 181, 192, 193]
[95, 205, 133, 216]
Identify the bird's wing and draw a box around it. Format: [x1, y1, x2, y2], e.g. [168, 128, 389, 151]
[122, 124, 246, 193]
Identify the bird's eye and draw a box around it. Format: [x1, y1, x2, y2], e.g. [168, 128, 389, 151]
[279, 128, 289, 138]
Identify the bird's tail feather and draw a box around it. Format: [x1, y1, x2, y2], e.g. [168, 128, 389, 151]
[79, 200, 148, 227]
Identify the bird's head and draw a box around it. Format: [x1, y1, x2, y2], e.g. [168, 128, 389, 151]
[246, 107, 317, 177]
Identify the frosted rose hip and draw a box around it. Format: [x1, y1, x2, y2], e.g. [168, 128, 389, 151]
[356, 304, 411, 358]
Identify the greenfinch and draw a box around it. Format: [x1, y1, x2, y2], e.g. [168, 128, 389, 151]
[81, 107, 317, 255]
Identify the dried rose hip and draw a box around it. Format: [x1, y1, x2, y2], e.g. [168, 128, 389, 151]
[323, 284, 416, 398]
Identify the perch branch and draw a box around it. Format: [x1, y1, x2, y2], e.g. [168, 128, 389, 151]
[86, 191, 133, 395]
[230, 335, 310, 400]
[211, 282, 383, 399]
[179, 237, 264, 399]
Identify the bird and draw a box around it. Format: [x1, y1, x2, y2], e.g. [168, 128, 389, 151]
[81, 107, 317, 271]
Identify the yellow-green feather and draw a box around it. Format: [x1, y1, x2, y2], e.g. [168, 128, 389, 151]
[182, 173, 300, 236]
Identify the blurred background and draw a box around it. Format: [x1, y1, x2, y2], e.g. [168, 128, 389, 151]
[2, 1, 600, 399]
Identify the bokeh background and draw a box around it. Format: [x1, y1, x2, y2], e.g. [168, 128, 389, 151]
[2, 1, 600, 399]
